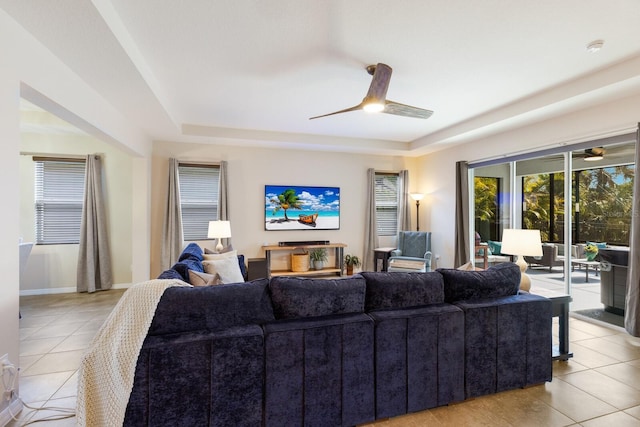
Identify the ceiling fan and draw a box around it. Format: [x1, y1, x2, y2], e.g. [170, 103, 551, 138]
[309, 63, 434, 120]
[582, 147, 605, 161]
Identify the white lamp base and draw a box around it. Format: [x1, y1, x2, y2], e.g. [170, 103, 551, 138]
[215, 239, 224, 253]
[514, 255, 531, 292]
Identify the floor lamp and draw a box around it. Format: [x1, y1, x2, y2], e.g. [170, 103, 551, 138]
[500, 229, 542, 292]
[410, 193, 424, 231]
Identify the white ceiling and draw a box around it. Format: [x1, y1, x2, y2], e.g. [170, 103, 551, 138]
[4, 0, 640, 156]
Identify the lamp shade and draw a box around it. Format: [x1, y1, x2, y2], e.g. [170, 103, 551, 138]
[500, 229, 542, 257]
[207, 220, 232, 239]
[410, 193, 424, 201]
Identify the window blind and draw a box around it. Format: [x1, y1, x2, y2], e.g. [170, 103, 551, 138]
[375, 173, 399, 236]
[178, 164, 220, 240]
[34, 159, 86, 244]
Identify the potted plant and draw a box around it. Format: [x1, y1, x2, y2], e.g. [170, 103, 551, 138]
[344, 254, 361, 275]
[309, 248, 328, 270]
[584, 243, 599, 261]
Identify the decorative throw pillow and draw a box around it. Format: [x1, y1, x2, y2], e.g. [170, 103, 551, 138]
[203, 251, 245, 284]
[487, 240, 502, 255]
[188, 270, 222, 286]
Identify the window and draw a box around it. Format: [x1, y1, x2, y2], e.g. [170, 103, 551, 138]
[34, 158, 86, 244]
[375, 172, 399, 236]
[178, 163, 221, 240]
[474, 176, 501, 241]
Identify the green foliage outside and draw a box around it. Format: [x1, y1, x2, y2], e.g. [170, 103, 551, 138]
[522, 165, 634, 245]
[474, 176, 500, 241]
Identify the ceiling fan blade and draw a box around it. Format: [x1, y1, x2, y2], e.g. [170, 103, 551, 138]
[383, 100, 434, 119]
[309, 103, 363, 120]
[364, 63, 392, 103]
[309, 63, 434, 120]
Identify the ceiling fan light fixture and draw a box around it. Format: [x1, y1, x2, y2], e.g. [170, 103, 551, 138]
[363, 100, 385, 113]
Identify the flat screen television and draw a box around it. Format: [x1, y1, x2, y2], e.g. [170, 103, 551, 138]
[264, 185, 340, 231]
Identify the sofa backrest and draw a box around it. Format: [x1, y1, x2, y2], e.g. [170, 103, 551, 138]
[147, 278, 275, 335]
[268, 275, 366, 319]
[437, 262, 520, 303]
[360, 271, 445, 311]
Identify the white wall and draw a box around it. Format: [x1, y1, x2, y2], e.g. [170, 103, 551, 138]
[416, 92, 640, 269]
[150, 141, 418, 277]
[0, 74, 22, 419]
[19, 133, 133, 294]
[0, 8, 152, 413]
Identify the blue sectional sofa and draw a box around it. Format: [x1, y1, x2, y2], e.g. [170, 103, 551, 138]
[123, 245, 552, 426]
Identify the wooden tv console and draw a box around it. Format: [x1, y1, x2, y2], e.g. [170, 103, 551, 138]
[262, 243, 347, 278]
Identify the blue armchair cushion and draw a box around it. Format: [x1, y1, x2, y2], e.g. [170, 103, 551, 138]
[438, 262, 520, 303]
[361, 271, 444, 311]
[268, 275, 366, 319]
[393, 231, 431, 258]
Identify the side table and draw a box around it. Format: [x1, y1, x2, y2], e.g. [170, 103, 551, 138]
[531, 288, 573, 361]
[374, 247, 395, 272]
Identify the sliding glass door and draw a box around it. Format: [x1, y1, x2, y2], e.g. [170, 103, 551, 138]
[470, 136, 635, 313]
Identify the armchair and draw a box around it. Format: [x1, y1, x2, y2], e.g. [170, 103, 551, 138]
[524, 244, 563, 271]
[387, 231, 432, 272]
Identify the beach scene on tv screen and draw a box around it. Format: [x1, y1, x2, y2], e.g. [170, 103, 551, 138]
[265, 185, 340, 230]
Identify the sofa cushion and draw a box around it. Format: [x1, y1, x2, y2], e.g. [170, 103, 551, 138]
[438, 262, 520, 303]
[268, 275, 366, 319]
[148, 278, 275, 335]
[360, 271, 444, 311]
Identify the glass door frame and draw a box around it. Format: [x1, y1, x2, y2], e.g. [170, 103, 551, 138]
[469, 131, 637, 299]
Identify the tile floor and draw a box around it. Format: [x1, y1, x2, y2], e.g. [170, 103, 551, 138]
[9, 283, 640, 426]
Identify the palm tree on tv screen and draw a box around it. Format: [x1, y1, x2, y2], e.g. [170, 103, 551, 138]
[271, 188, 303, 221]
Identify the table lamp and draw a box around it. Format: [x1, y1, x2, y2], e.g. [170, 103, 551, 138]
[500, 229, 542, 292]
[207, 220, 231, 253]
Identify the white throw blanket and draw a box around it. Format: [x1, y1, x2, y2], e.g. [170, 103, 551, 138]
[76, 279, 190, 427]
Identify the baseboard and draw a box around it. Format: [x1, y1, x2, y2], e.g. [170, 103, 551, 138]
[20, 287, 76, 296]
[0, 397, 23, 427]
[20, 283, 132, 296]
